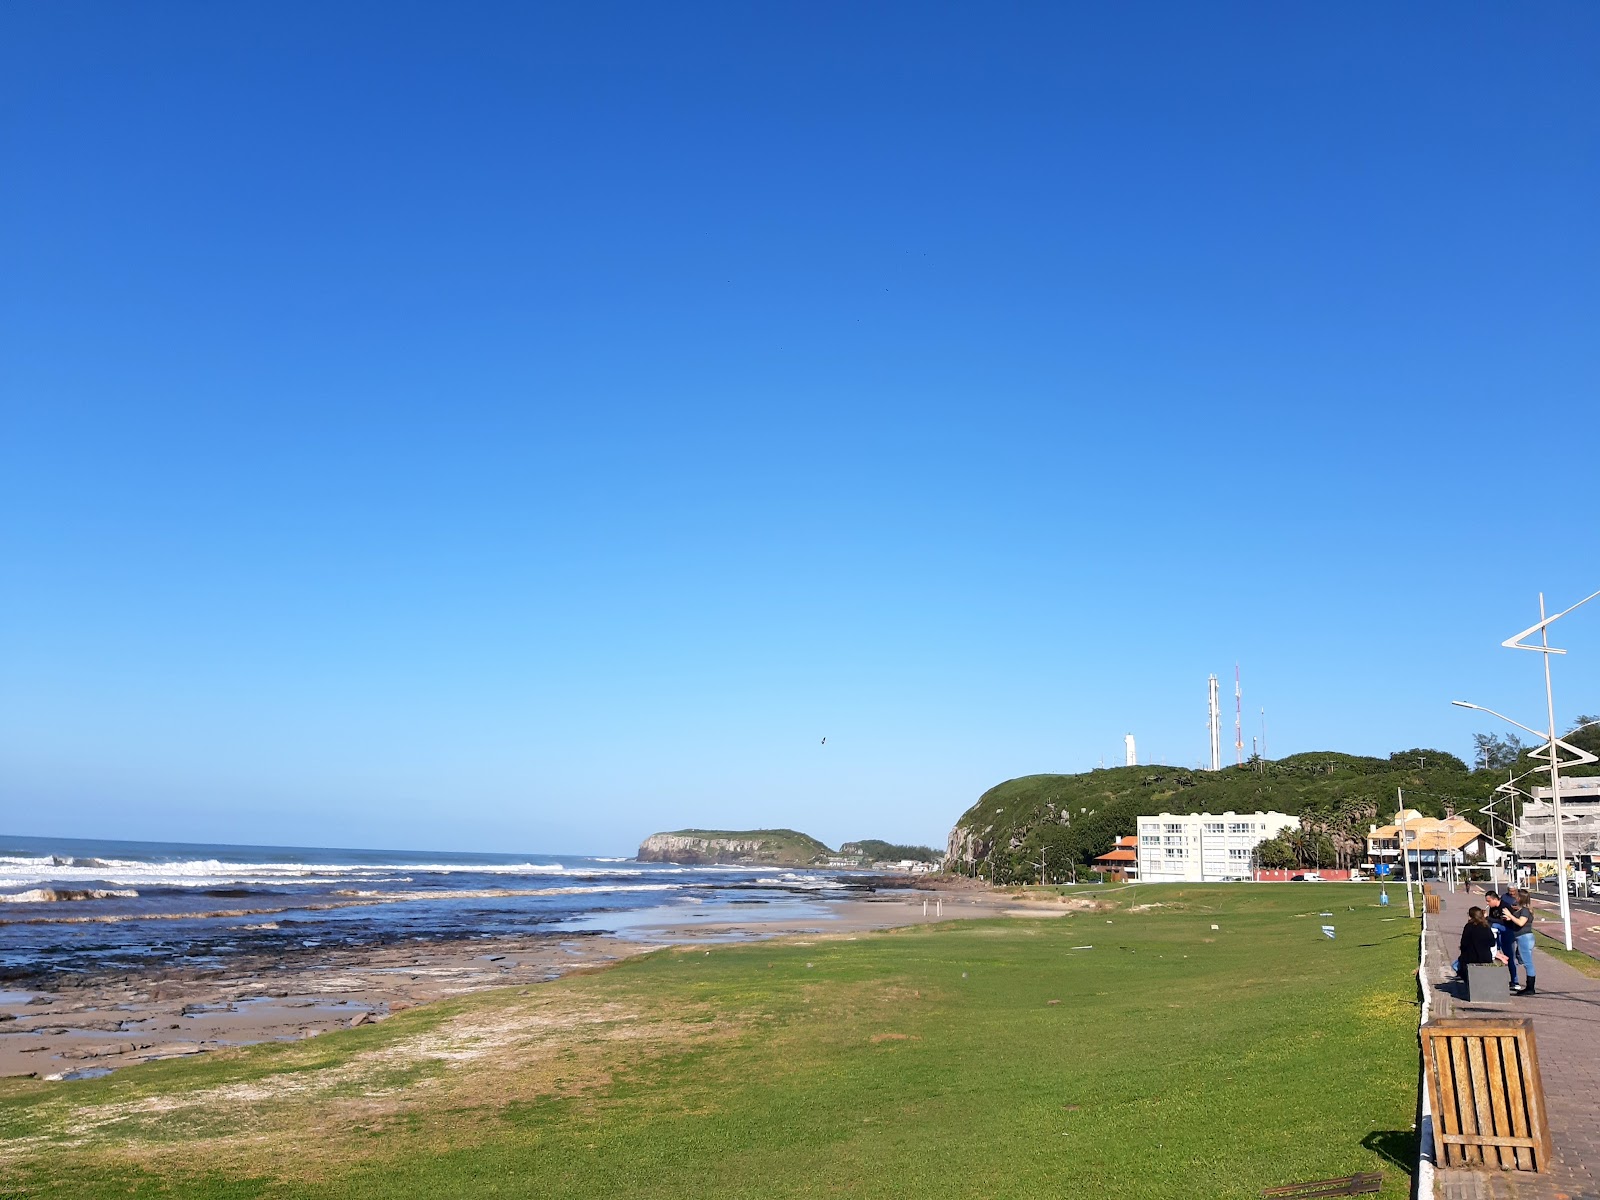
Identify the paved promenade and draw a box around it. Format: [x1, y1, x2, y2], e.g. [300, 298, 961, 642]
[1423, 884, 1600, 1200]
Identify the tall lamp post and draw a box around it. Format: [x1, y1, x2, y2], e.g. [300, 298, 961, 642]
[1452, 589, 1600, 952]
[1486, 769, 1538, 890]
[1453, 700, 1598, 952]
[1485, 727, 1600, 894]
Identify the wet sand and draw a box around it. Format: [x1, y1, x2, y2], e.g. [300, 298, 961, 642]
[0, 882, 1074, 1081]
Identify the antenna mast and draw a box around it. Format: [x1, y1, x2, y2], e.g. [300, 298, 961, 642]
[1234, 664, 1244, 765]
[1207, 674, 1221, 771]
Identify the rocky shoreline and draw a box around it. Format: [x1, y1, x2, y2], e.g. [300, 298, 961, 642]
[0, 879, 1047, 1083]
[0, 929, 653, 1082]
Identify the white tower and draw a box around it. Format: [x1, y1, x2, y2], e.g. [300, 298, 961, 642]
[1207, 674, 1221, 771]
[1125, 733, 1137, 767]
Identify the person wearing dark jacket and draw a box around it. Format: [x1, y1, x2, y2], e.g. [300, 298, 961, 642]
[1459, 907, 1500, 968]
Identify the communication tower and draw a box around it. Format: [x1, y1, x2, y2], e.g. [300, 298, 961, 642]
[1234, 665, 1244, 765]
[1207, 674, 1221, 771]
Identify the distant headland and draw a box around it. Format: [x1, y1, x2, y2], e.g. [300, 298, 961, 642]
[636, 829, 939, 868]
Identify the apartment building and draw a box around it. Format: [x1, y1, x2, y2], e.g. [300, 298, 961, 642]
[1515, 776, 1600, 868]
[1135, 811, 1297, 883]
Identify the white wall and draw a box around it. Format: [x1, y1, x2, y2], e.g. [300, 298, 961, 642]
[1135, 811, 1297, 883]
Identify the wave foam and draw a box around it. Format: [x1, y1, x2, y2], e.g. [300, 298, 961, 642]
[0, 855, 573, 890]
[1, 887, 139, 904]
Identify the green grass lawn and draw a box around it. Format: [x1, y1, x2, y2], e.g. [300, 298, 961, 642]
[0, 885, 1422, 1199]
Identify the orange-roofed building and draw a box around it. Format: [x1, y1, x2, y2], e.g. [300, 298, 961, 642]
[1092, 836, 1139, 882]
[1366, 810, 1497, 880]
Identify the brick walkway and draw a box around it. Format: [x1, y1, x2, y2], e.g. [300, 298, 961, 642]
[1423, 884, 1600, 1200]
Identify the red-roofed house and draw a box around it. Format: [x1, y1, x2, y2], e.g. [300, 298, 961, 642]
[1093, 836, 1139, 882]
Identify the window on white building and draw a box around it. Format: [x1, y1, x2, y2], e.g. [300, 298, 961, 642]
[1228, 823, 1251, 833]
[1204, 823, 1224, 833]
[1164, 823, 1183, 833]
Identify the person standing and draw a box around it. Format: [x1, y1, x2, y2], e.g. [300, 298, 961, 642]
[1499, 886, 1521, 986]
[1486, 890, 1509, 973]
[1504, 888, 1537, 996]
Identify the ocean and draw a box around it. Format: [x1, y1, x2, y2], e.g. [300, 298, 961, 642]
[0, 834, 878, 982]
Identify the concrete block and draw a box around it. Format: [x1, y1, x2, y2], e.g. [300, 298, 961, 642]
[1466, 962, 1509, 1003]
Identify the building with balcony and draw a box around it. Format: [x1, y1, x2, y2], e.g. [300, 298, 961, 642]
[1366, 810, 1495, 879]
[1134, 812, 1296, 883]
[1092, 835, 1138, 882]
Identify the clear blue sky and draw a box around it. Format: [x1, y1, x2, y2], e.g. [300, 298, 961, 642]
[3, 3, 1597, 856]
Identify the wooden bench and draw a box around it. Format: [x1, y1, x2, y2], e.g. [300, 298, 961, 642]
[1260, 1172, 1382, 1198]
[1421, 1017, 1551, 1171]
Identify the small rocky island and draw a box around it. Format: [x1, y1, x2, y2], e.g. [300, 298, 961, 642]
[636, 829, 939, 868]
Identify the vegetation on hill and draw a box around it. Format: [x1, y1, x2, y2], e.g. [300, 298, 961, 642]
[637, 830, 937, 867]
[838, 839, 940, 864]
[943, 739, 1588, 882]
[1473, 714, 1600, 776]
[636, 829, 831, 865]
[1501, 715, 1600, 781]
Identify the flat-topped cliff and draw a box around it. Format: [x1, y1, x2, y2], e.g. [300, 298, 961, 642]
[636, 829, 830, 866]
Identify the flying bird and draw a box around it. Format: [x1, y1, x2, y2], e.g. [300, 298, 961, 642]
[820, 737, 826, 745]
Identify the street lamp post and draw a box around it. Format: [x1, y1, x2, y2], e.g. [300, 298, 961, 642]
[1453, 697, 1600, 953]
[1491, 767, 1551, 891]
[1482, 748, 1594, 888]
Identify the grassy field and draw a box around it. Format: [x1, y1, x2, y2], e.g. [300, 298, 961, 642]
[0, 885, 1422, 1199]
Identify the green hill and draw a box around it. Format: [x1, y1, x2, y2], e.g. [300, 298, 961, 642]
[636, 829, 832, 865]
[838, 840, 940, 864]
[946, 748, 1512, 883]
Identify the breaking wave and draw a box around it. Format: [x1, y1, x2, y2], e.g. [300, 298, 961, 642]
[0, 855, 575, 890]
[1, 887, 140, 904]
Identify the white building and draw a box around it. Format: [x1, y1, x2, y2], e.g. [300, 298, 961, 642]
[1516, 776, 1600, 868]
[1135, 811, 1297, 883]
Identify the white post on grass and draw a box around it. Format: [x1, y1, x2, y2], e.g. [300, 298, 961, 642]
[1398, 790, 1415, 920]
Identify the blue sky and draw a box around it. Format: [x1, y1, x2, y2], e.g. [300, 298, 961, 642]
[3, 3, 1597, 855]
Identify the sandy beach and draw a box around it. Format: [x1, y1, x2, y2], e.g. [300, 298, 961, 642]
[0, 880, 1080, 1081]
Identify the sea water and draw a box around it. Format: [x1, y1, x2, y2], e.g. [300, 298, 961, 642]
[0, 834, 874, 980]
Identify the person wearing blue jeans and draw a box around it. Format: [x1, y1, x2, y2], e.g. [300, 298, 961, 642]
[1505, 888, 1537, 996]
[1497, 887, 1520, 985]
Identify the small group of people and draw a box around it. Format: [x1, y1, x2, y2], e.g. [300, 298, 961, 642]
[1456, 886, 1538, 996]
